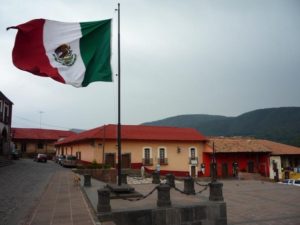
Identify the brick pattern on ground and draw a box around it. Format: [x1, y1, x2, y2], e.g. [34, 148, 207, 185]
[27, 171, 95, 225]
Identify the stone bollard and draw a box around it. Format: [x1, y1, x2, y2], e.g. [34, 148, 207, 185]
[184, 176, 195, 194]
[152, 171, 160, 184]
[84, 174, 91, 187]
[97, 187, 112, 222]
[166, 174, 175, 187]
[121, 173, 128, 184]
[209, 181, 224, 201]
[157, 183, 171, 207]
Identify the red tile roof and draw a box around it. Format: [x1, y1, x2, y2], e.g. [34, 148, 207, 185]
[12, 128, 75, 141]
[55, 124, 207, 145]
[205, 137, 300, 155]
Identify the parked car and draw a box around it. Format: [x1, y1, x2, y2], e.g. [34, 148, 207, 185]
[10, 149, 22, 160]
[294, 180, 300, 187]
[62, 155, 77, 168]
[34, 153, 47, 163]
[278, 179, 300, 187]
[56, 155, 66, 165]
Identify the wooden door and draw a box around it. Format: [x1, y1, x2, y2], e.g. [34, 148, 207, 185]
[222, 163, 228, 177]
[121, 153, 131, 168]
[105, 153, 116, 168]
[248, 161, 254, 173]
[191, 166, 196, 177]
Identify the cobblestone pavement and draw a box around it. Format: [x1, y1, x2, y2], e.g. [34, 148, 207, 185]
[219, 180, 300, 225]
[85, 176, 300, 225]
[0, 159, 64, 225]
[26, 170, 95, 225]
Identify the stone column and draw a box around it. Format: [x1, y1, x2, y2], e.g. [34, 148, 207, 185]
[84, 174, 91, 187]
[166, 174, 175, 187]
[152, 171, 160, 184]
[157, 183, 171, 207]
[97, 187, 112, 222]
[209, 181, 224, 201]
[184, 176, 195, 195]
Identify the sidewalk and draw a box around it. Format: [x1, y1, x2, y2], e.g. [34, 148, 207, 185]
[25, 170, 97, 225]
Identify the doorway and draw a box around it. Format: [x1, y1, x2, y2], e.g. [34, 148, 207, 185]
[222, 163, 228, 177]
[105, 153, 116, 168]
[121, 153, 131, 168]
[191, 166, 196, 177]
[248, 161, 254, 173]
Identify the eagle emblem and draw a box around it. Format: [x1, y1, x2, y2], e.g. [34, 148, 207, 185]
[53, 44, 76, 66]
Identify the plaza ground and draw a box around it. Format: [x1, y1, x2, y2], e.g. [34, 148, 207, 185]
[1, 159, 300, 225]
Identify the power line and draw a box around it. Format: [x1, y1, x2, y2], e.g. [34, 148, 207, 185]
[13, 115, 72, 130]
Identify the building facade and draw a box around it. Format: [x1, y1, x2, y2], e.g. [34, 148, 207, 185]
[12, 128, 75, 157]
[203, 137, 300, 179]
[55, 124, 208, 177]
[0, 91, 13, 156]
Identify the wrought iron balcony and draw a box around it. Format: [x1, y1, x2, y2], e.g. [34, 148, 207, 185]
[142, 158, 153, 166]
[158, 158, 168, 165]
[189, 157, 198, 165]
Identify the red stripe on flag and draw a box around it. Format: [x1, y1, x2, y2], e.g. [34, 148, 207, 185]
[12, 19, 65, 84]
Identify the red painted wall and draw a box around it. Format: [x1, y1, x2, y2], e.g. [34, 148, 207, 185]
[203, 152, 270, 178]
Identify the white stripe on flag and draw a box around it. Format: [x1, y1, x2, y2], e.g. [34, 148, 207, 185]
[43, 20, 86, 87]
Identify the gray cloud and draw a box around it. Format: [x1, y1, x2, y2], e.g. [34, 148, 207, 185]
[1, 0, 299, 129]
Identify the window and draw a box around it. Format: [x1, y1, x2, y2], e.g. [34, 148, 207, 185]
[76, 152, 81, 160]
[190, 148, 196, 159]
[0, 101, 3, 122]
[4, 105, 9, 123]
[37, 142, 44, 149]
[189, 147, 198, 165]
[143, 148, 153, 165]
[158, 147, 168, 165]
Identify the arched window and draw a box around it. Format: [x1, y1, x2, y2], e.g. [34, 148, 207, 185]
[189, 147, 198, 165]
[158, 147, 168, 165]
[143, 147, 153, 166]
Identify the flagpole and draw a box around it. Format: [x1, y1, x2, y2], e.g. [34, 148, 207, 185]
[117, 2, 122, 186]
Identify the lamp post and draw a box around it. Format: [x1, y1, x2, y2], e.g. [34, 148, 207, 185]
[39, 111, 44, 129]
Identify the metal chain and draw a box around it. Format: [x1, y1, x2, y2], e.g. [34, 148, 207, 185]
[197, 185, 209, 194]
[122, 180, 210, 201]
[173, 186, 196, 195]
[195, 180, 210, 187]
[122, 185, 159, 202]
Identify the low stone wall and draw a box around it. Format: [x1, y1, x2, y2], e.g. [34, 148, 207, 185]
[110, 202, 226, 225]
[75, 168, 117, 184]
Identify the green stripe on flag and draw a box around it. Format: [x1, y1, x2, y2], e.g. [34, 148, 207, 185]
[80, 19, 112, 87]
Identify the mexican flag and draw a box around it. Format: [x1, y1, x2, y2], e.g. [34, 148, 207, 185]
[9, 19, 112, 87]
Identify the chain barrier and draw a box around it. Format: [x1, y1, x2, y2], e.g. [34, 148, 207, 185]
[122, 185, 159, 202]
[197, 184, 209, 194]
[121, 179, 211, 201]
[195, 180, 210, 187]
[195, 180, 210, 194]
[172, 186, 195, 195]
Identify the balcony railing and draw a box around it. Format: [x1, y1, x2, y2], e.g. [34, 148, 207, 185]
[189, 157, 198, 165]
[142, 158, 153, 166]
[158, 158, 168, 165]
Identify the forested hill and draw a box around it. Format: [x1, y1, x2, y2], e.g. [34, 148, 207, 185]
[142, 107, 300, 147]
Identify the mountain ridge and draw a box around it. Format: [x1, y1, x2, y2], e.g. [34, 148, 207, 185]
[142, 107, 300, 147]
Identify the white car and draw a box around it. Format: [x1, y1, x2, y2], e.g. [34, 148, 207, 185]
[294, 180, 300, 187]
[278, 179, 300, 187]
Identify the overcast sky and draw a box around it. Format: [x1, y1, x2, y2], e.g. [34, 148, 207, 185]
[1, 0, 300, 130]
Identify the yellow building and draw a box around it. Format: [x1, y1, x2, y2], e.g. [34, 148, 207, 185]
[55, 124, 208, 177]
[12, 128, 75, 157]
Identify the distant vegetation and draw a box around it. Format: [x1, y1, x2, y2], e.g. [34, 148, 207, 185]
[142, 107, 300, 147]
